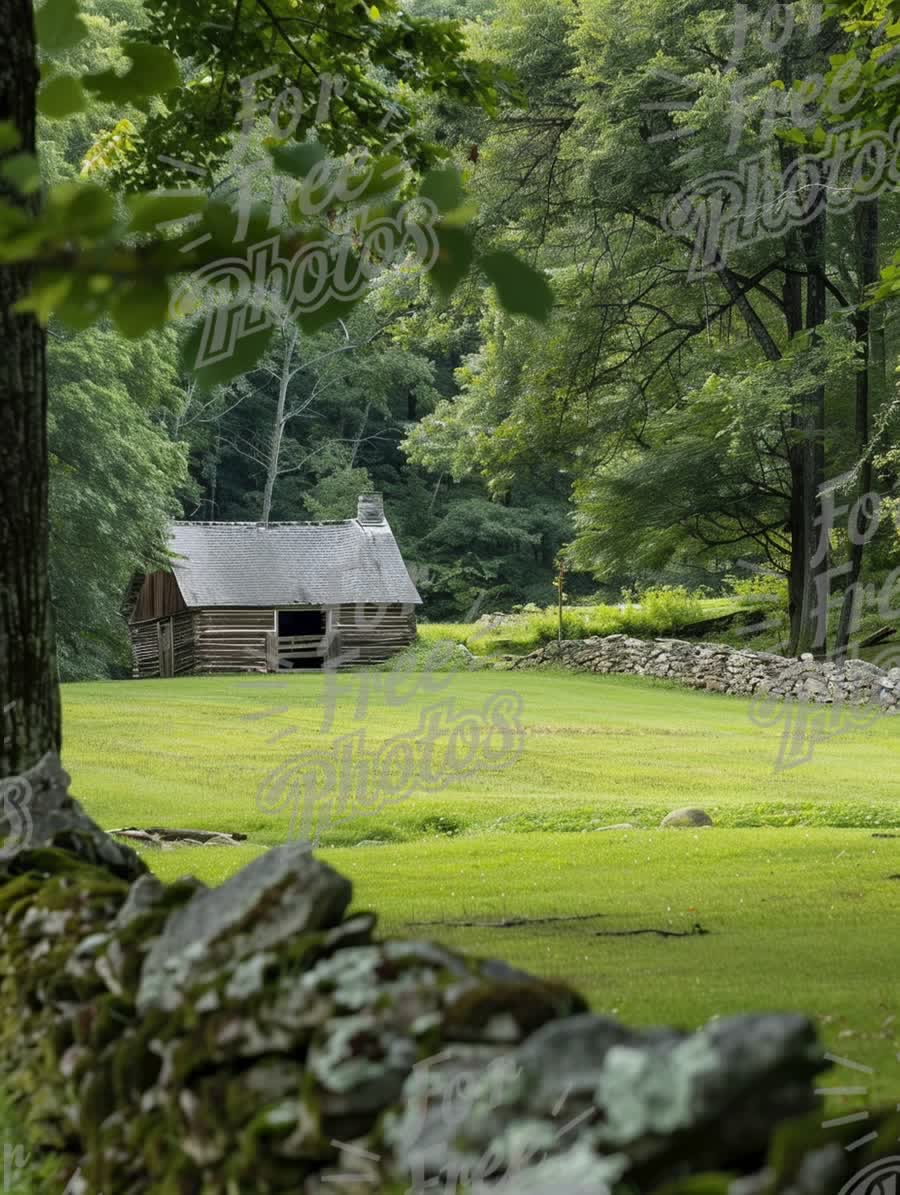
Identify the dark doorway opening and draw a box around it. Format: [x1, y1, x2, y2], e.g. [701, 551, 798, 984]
[279, 655, 323, 671]
[277, 609, 326, 636]
[277, 608, 326, 671]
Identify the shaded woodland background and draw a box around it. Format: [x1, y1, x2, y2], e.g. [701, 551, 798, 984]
[50, 0, 900, 678]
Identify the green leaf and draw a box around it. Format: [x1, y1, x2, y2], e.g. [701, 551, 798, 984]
[81, 117, 137, 175]
[54, 276, 105, 330]
[420, 165, 465, 214]
[109, 279, 170, 337]
[0, 199, 30, 235]
[479, 251, 553, 320]
[0, 121, 22, 152]
[127, 190, 207, 234]
[439, 201, 478, 227]
[35, 0, 87, 51]
[85, 42, 180, 104]
[1, 153, 41, 195]
[270, 140, 328, 178]
[12, 273, 72, 325]
[37, 74, 87, 119]
[180, 315, 275, 389]
[347, 153, 406, 201]
[47, 182, 115, 236]
[429, 224, 474, 300]
[193, 199, 274, 252]
[654, 1175, 731, 1195]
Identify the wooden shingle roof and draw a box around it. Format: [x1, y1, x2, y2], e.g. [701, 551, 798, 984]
[167, 513, 422, 608]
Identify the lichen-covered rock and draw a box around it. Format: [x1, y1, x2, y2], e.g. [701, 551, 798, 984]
[381, 1012, 836, 1194]
[137, 844, 353, 1012]
[661, 808, 714, 829]
[1, 779, 898, 1195]
[0, 752, 145, 879]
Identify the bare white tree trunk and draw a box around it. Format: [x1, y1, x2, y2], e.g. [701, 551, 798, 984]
[260, 326, 298, 525]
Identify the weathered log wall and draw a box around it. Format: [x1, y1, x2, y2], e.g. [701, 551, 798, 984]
[128, 619, 160, 679]
[129, 570, 187, 624]
[192, 607, 274, 673]
[333, 602, 417, 665]
[128, 605, 418, 677]
[172, 610, 194, 675]
[128, 611, 196, 678]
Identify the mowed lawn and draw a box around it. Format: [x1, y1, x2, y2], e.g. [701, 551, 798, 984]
[61, 670, 900, 1104]
[144, 830, 900, 1107]
[63, 669, 900, 838]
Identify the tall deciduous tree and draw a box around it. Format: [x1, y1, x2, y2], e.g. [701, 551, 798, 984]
[410, 0, 900, 655]
[0, 0, 551, 781]
[1, 0, 59, 777]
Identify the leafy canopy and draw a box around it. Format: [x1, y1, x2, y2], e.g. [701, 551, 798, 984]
[1, 0, 554, 388]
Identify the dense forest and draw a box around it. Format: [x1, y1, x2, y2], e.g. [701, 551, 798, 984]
[37, 0, 900, 678]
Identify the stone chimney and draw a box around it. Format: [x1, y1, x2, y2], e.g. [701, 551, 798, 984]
[357, 493, 385, 525]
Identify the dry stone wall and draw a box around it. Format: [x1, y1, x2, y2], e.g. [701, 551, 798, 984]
[515, 634, 900, 711]
[2, 753, 899, 1194]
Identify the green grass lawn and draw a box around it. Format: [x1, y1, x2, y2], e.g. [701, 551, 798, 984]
[63, 669, 900, 840]
[58, 669, 900, 1111]
[144, 829, 900, 1107]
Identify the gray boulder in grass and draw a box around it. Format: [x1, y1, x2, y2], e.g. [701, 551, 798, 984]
[660, 807, 714, 828]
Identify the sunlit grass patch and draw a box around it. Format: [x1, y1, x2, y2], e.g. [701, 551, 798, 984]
[143, 828, 900, 1110]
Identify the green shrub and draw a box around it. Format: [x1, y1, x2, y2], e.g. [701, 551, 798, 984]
[726, 573, 788, 608]
[415, 586, 723, 655]
[722, 573, 790, 651]
[623, 585, 704, 634]
[378, 630, 491, 671]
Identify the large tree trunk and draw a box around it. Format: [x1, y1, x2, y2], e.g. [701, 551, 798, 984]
[773, 26, 827, 658]
[793, 201, 829, 657]
[833, 199, 880, 662]
[0, 0, 60, 780]
[782, 201, 808, 657]
[780, 123, 828, 657]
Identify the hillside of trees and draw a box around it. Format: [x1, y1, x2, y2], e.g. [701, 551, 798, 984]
[35, 0, 900, 678]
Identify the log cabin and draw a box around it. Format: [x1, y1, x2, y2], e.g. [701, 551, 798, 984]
[123, 494, 422, 677]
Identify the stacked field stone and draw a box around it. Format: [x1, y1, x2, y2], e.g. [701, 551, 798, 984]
[515, 635, 900, 711]
[1, 752, 898, 1194]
